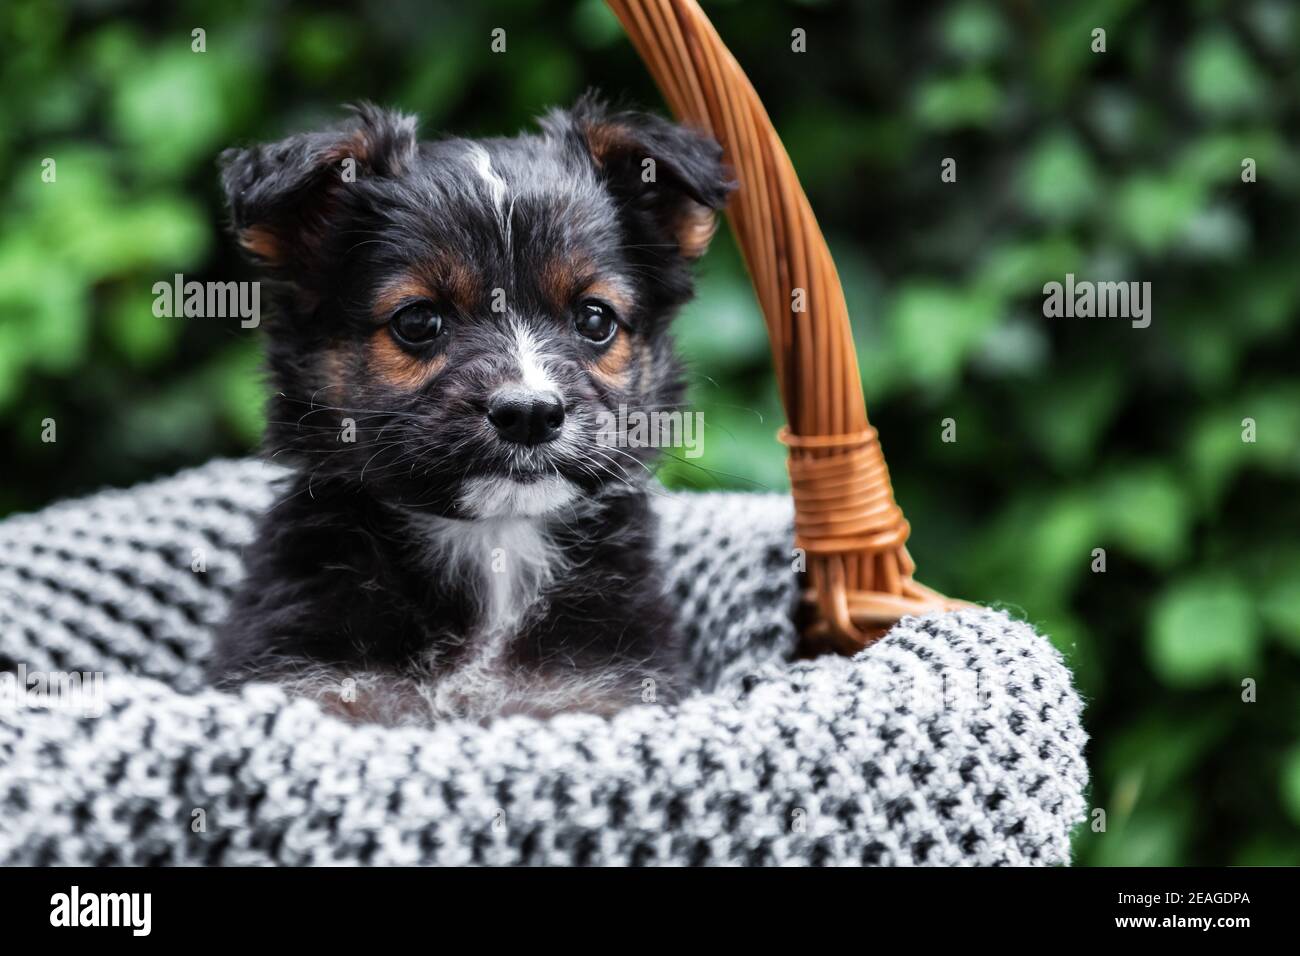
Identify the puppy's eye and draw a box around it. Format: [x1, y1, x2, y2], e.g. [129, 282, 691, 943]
[574, 300, 618, 345]
[390, 302, 444, 347]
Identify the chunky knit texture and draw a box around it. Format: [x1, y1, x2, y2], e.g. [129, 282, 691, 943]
[0, 459, 1088, 865]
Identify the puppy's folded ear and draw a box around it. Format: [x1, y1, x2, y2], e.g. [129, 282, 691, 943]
[219, 103, 418, 278]
[556, 92, 735, 259]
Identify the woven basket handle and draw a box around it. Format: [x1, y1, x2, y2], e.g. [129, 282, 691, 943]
[606, 0, 963, 652]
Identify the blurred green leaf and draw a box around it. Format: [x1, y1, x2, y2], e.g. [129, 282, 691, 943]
[887, 282, 1001, 389]
[1020, 130, 1101, 224]
[1183, 31, 1267, 118]
[1098, 465, 1190, 567]
[675, 260, 771, 372]
[1282, 747, 1300, 827]
[572, 0, 624, 48]
[106, 284, 179, 367]
[287, 15, 360, 80]
[506, 42, 579, 114]
[940, 1, 1007, 62]
[1186, 409, 1253, 503]
[1187, 386, 1300, 502]
[658, 394, 787, 493]
[0, 322, 29, 409]
[974, 491, 1100, 612]
[1114, 174, 1205, 254]
[974, 235, 1083, 301]
[1148, 577, 1259, 686]
[0, 238, 90, 381]
[1259, 556, 1300, 652]
[914, 71, 1000, 130]
[1104, 712, 1227, 806]
[207, 342, 267, 448]
[1031, 0, 1140, 101]
[111, 47, 246, 178]
[1178, 204, 1248, 260]
[1087, 804, 1192, 867]
[1019, 368, 1122, 470]
[1175, 130, 1289, 189]
[970, 318, 1048, 378]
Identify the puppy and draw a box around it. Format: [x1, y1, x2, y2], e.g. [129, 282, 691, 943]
[208, 95, 734, 725]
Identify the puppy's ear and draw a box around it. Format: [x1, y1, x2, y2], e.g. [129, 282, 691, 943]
[557, 93, 735, 259]
[219, 103, 418, 277]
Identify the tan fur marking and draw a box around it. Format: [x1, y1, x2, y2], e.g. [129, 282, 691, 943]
[369, 328, 446, 390]
[373, 276, 437, 319]
[675, 201, 719, 259]
[443, 259, 477, 310]
[320, 348, 348, 394]
[322, 128, 373, 169]
[592, 332, 633, 390]
[376, 258, 477, 317]
[582, 276, 634, 316]
[640, 341, 654, 380]
[239, 226, 282, 264]
[581, 122, 636, 170]
[540, 253, 594, 313]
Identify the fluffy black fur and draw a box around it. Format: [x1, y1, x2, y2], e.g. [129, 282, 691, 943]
[209, 95, 734, 724]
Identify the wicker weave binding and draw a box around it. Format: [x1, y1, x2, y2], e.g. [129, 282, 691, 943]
[606, 0, 964, 652]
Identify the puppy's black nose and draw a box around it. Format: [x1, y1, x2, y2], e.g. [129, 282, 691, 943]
[487, 388, 565, 445]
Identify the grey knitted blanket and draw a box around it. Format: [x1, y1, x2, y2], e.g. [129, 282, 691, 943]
[0, 459, 1088, 865]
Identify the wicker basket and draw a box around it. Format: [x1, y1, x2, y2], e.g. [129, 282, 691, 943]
[607, 0, 965, 654]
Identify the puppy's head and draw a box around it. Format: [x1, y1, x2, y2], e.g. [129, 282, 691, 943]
[221, 95, 732, 518]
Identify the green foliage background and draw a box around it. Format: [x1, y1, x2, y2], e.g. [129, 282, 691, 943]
[2, 0, 1298, 864]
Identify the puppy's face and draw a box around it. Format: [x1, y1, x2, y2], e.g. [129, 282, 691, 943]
[221, 97, 732, 518]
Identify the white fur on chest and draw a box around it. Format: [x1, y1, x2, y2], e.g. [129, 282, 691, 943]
[406, 507, 566, 718]
[409, 510, 561, 638]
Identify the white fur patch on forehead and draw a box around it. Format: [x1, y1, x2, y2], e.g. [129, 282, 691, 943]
[465, 142, 509, 214]
[458, 475, 577, 518]
[511, 321, 559, 393]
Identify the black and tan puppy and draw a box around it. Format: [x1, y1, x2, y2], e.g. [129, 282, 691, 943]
[208, 96, 733, 725]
